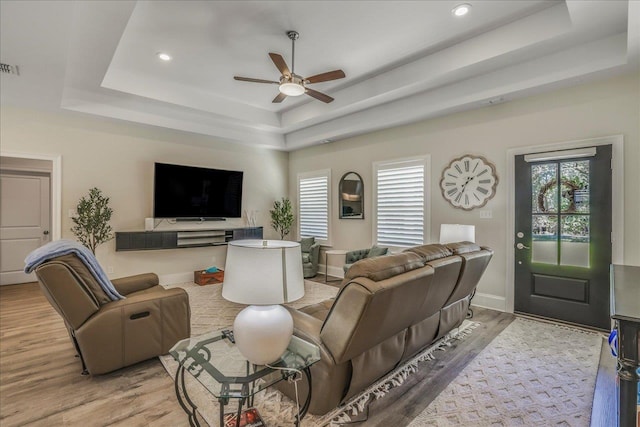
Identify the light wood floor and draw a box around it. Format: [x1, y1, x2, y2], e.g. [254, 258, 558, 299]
[0, 282, 612, 426]
[0, 282, 185, 427]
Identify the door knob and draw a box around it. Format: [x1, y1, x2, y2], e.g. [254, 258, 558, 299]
[43, 230, 49, 235]
[516, 242, 530, 250]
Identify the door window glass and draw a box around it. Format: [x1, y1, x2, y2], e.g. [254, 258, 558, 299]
[530, 160, 590, 268]
[532, 215, 558, 264]
[560, 161, 589, 213]
[560, 215, 590, 267]
[531, 163, 558, 213]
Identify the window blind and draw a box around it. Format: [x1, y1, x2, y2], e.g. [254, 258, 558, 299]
[299, 175, 328, 240]
[376, 164, 425, 247]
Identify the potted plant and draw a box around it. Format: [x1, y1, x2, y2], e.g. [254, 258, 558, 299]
[71, 187, 114, 254]
[270, 197, 294, 240]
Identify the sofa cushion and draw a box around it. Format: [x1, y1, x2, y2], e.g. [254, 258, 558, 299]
[366, 246, 388, 258]
[404, 243, 453, 262]
[344, 252, 423, 282]
[445, 241, 481, 254]
[300, 237, 315, 253]
[302, 253, 311, 263]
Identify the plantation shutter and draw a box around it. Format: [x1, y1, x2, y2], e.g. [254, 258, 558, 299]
[299, 174, 329, 241]
[376, 161, 425, 247]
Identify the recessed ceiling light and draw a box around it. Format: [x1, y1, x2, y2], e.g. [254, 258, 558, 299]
[156, 52, 172, 61]
[452, 3, 471, 17]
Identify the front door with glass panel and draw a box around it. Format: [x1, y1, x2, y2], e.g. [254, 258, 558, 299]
[514, 145, 612, 330]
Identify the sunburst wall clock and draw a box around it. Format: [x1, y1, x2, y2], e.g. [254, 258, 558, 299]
[440, 155, 498, 210]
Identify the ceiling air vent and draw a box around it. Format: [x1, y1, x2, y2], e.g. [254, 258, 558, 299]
[0, 63, 19, 75]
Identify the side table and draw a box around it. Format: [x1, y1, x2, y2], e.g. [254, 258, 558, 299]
[170, 329, 320, 427]
[324, 249, 347, 283]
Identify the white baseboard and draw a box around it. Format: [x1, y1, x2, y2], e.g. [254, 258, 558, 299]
[159, 272, 194, 285]
[471, 292, 506, 312]
[319, 264, 345, 279]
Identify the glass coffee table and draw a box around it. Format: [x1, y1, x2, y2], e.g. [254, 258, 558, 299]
[170, 329, 320, 427]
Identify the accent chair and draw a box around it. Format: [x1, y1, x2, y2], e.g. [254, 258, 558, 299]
[33, 254, 191, 375]
[300, 237, 320, 278]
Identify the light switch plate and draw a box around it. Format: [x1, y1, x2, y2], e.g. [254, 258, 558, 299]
[480, 210, 492, 219]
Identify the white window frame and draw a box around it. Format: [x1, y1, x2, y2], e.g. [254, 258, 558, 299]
[372, 156, 430, 249]
[297, 169, 331, 246]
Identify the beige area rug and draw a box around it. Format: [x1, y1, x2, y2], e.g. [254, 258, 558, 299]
[159, 281, 478, 426]
[162, 281, 339, 337]
[408, 317, 604, 427]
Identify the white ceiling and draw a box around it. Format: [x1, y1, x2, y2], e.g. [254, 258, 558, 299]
[1, 1, 638, 151]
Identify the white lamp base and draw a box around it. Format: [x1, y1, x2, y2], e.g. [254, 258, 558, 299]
[233, 304, 294, 365]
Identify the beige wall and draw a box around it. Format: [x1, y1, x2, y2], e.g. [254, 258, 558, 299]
[289, 73, 640, 309]
[0, 107, 289, 281]
[1, 73, 637, 298]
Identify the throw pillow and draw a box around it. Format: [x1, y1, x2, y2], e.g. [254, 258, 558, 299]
[300, 237, 315, 253]
[366, 245, 388, 258]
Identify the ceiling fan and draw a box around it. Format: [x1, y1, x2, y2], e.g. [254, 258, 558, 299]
[234, 31, 346, 104]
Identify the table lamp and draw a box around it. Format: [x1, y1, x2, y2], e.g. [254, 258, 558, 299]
[222, 239, 305, 365]
[439, 224, 475, 244]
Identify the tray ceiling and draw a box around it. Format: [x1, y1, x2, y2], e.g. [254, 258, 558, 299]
[1, 1, 637, 150]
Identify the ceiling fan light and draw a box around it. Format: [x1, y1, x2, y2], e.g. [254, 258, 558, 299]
[279, 82, 305, 96]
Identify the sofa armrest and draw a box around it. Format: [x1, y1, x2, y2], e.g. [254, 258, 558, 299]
[76, 287, 190, 374]
[112, 273, 159, 296]
[286, 307, 325, 349]
[278, 307, 351, 414]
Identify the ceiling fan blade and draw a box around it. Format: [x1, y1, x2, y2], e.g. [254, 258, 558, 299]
[268, 53, 291, 77]
[234, 76, 279, 84]
[272, 92, 287, 103]
[305, 69, 346, 84]
[305, 88, 334, 103]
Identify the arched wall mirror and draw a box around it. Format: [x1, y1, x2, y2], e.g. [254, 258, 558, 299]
[339, 172, 364, 219]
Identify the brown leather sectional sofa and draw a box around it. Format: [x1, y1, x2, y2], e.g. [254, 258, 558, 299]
[277, 241, 493, 415]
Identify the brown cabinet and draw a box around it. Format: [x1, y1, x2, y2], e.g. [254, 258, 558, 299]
[610, 264, 640, 427]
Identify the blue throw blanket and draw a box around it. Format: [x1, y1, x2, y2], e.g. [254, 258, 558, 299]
[24, 240, 124, 300]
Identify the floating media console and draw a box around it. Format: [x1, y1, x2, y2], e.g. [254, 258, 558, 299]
[115, 227, 263, 251]
[175, 217, 226, 222]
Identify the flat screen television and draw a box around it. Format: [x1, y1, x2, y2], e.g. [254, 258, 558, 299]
[153, 162, 243, 219]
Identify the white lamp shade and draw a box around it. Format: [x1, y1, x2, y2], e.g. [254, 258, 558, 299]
[439, 224, 475, 244]
[222, 240, 305, 305]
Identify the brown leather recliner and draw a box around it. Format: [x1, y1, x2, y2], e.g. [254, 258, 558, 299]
[34, 254, 191, 375]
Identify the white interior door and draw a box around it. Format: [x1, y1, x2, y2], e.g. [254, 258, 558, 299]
[0, 173, 51, 285]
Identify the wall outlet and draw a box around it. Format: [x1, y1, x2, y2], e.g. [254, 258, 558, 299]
[479, 210, 493, 219]
[107, 266, 114, 274]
